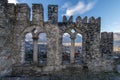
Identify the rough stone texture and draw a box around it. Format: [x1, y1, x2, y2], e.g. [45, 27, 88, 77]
[100, 32, 113, 55]
[32, 4, 43, 26]
[0, 1, 114, 77]
[0, 0, 15, 77]
[87, 57, 114, 72]
[48, 5, 58, 24]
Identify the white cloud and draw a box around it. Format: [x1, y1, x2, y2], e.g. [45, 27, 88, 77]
[61, 2, 71, 9]
[8, 0, 19, 4]
[25, 33, 33, 41]
[63, 1, 95, 16]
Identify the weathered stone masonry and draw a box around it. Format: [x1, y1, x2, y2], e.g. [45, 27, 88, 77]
[0, 0, 114, 76]
[100, 32, 113, 55]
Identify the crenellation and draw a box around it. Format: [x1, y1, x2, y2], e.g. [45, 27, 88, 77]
[96, 17, 101, 24]
[7, 3, 16, 19]
[48, 5, 58, 24]
[16, 4, 30, 13]
[62, 15, 67, 22]
[76, 16, 82, 23]
[108, 32, 113, 39]
[32, 4, 44, 26]
[89, 16, 96, 23]
[83, 16, 87, 23]
[16, 3, 30, 23]
[68, 16, 73, 22]
[101, 32, 107, 38]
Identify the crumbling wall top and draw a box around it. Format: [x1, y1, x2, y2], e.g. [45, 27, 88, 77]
[48, 5, 58, 24]
[101, 32, 113, 39]
[16, 3, 30, 13]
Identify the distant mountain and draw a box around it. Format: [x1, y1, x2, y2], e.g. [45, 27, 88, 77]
[25, 33, 120, 48]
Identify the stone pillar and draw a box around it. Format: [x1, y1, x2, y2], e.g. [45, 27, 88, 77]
[70, 39, 75, 64]
[21, 39, 25, 63]
[33, 37, 38, 64]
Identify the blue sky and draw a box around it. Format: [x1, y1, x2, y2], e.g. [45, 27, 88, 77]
[8, 0, 120, 32]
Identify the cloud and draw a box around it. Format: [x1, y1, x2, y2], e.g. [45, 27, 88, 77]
[8, 0, 19, 4]
[38, 33, 47, 42]
[25, 33, 33, 41]
[61, 2, 71, 9]
[63, 1, 95, 16]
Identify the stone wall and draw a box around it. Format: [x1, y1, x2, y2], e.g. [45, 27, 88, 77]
[0, 0, 15, 77]
[100, 32, 113, 55]
[0, 1, 114, 77]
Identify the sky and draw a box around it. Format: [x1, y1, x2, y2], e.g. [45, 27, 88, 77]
[8, 0, 120, 32]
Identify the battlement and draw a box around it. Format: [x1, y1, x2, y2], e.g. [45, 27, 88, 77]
[7, 3, 15, 18]
[101, 32, 113, 39]
[32, 4, 44, 26]
[76, 16, 101, 24]
[2, 1, 101, 26]
[48, 5, 58, 24]
[16, 3, 30, 13]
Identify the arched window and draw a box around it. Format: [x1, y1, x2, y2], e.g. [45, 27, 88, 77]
[62, 33, 71, 64]
[74, 33, 82, 64]
[38, 33, 47, 64]
[25, 33, 33, 63]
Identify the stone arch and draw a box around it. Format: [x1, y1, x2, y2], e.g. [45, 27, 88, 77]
[60, 26, 85, 64]
[19, 27, 38, 64]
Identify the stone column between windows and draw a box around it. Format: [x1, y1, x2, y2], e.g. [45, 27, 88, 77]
[70, 38, 75, 64]
[33, 37, 38, 64]
[21, 39, 25, 63]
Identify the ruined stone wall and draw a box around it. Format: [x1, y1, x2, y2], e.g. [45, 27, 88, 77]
[75, 16, 101, 60]
[0, 1, 114, 76]
[0, 0, 16, 77]
[16, 4, 61, 66]
[58, 16, 101, 60]
[100, 32, 113, 55]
